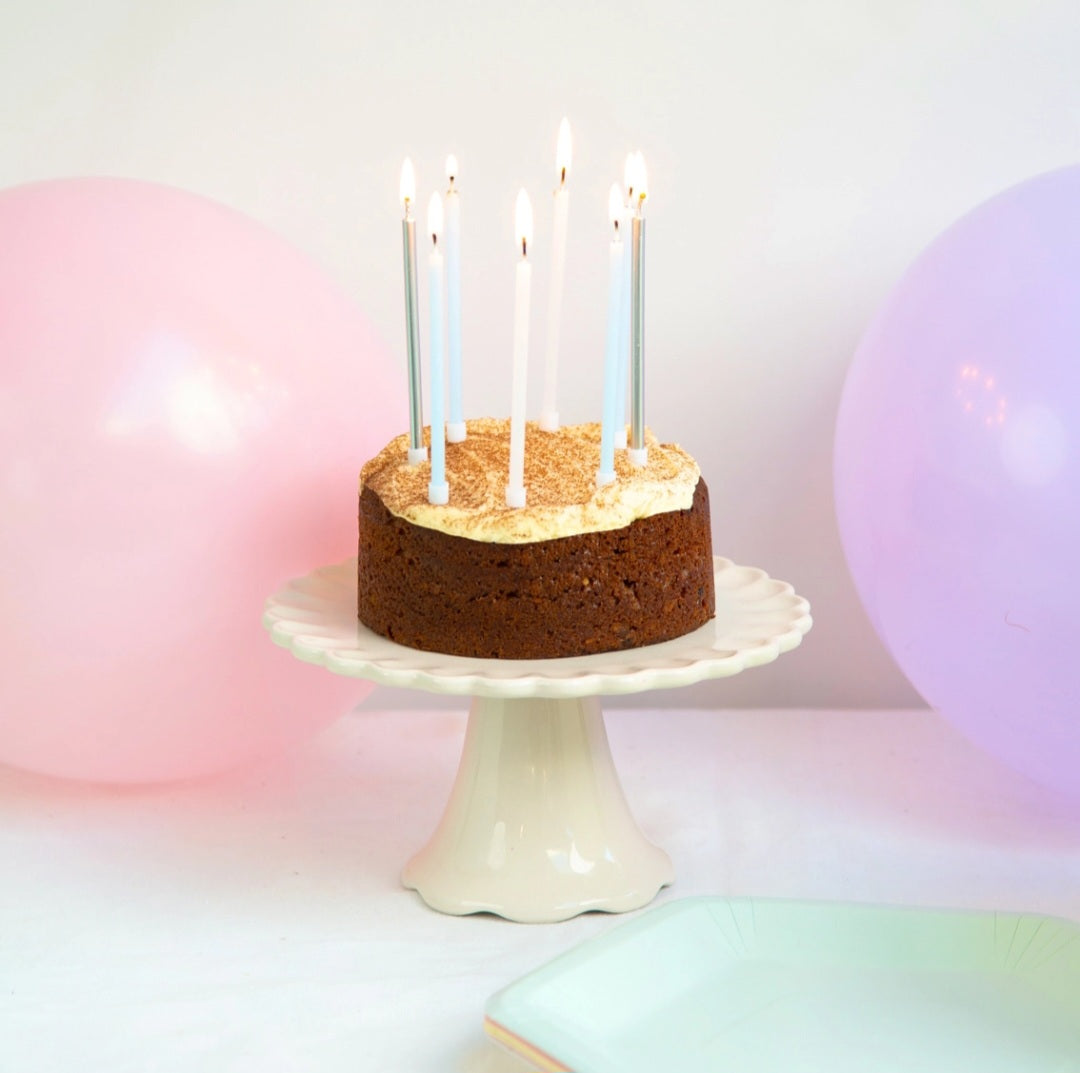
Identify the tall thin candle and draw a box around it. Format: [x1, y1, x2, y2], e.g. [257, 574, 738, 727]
[427, 193, 449, 504]
[597, 184, 624, 488]
[614, 152, 634, 450]
[399, 158, 426, 464]
[444, 155, 466, 443]
[507, 189, 533, 509]
[539, 118, 571, 431]
[629, 152, 648, 467]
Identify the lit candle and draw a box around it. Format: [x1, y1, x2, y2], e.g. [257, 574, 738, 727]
[614, 152, 634, 450]
[629, 151, 648, 467]
[444, 155, 466, 443]
[597, 184, 624, 488]
[400, 158, 426, 464]
[506, 189, 533, 509]
[427, 192, 449, 504]
[539, 118, 571, 431]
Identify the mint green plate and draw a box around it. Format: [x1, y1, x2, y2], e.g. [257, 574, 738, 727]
[484, 897, 1080, 1072]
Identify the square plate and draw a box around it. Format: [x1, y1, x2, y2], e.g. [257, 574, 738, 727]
[484, 897, 1080, 1072]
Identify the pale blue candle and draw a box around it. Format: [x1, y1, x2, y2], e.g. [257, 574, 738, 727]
[614, 204, 631, 449]
[427, 193, 449, 504]
[506, 190, 533, 508]
[445, 156, 466, 442]
[598, 185, 624, 487]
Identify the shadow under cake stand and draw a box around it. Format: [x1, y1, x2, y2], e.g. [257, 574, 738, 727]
[263, 557, 811, 923]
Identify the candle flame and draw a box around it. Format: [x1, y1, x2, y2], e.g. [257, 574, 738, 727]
[608, 183, 622, 231]
[428, 192, 444, 243]
[400, 158, 416, 213]
[515, 189, 533, 257]
[629, 151, 648, 213]
[445, 154, 458, 187]
[556, 118, 572, 185]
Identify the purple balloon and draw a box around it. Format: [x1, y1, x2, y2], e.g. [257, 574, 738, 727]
[835, 166, 1080, 797]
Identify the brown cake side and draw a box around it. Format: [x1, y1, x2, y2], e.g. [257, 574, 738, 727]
[357, 478, 715, 660]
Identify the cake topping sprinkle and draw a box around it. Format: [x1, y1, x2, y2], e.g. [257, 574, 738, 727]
[360, 418, 700, 544]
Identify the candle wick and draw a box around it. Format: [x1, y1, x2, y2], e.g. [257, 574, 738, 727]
[560, 167, 566, 186]
[521, 237, 527, 258]
[432, 232, 438, 246]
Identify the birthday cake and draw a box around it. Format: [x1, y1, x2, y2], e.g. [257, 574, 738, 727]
[357, 418, 715, 660]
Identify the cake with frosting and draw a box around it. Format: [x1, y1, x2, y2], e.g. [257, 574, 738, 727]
[357, 418, 715, 659]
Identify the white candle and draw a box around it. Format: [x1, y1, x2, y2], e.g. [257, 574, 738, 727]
[427, 192, 448, 504]
[597, 184, 624, 488]
[628, 151, 648, 467]
[539, 118, 571, 432]
[400, 158, 426, 464]
[444, 155, 466, 443]
[507, 189, 533, 509]
[614, 152, 634, 450]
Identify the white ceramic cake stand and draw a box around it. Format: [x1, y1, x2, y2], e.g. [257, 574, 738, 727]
[263, 557, 811, 923]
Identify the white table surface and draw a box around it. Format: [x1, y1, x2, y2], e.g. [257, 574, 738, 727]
[3, 706, 1079, 1072]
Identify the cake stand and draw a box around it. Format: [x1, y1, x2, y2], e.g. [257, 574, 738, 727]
[263, 557, 811, 923]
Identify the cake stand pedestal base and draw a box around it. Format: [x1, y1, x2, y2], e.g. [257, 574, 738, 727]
[402, 695, 674, 923]
[264, 557, 812, 923]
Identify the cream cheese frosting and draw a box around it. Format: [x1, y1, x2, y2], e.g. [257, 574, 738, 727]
[359, 417, 701, 544]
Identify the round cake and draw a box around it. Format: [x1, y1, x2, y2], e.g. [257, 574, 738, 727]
[357, 418, 715, 659]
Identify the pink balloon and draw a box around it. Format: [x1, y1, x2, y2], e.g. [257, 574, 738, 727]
[835, 166, 1080, 798]
[0, 178, 400, 782]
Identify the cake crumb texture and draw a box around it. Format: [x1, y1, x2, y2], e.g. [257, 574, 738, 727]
[358, 478, 715, 660]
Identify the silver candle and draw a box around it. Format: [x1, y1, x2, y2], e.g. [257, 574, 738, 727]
[400, 158, 426, 464]
[628, 152, 648, 467]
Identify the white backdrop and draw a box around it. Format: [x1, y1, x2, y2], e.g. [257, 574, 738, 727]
[3, 0, 1078, 709]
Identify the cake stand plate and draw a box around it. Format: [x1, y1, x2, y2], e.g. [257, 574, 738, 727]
[263, 557, 811, 923]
